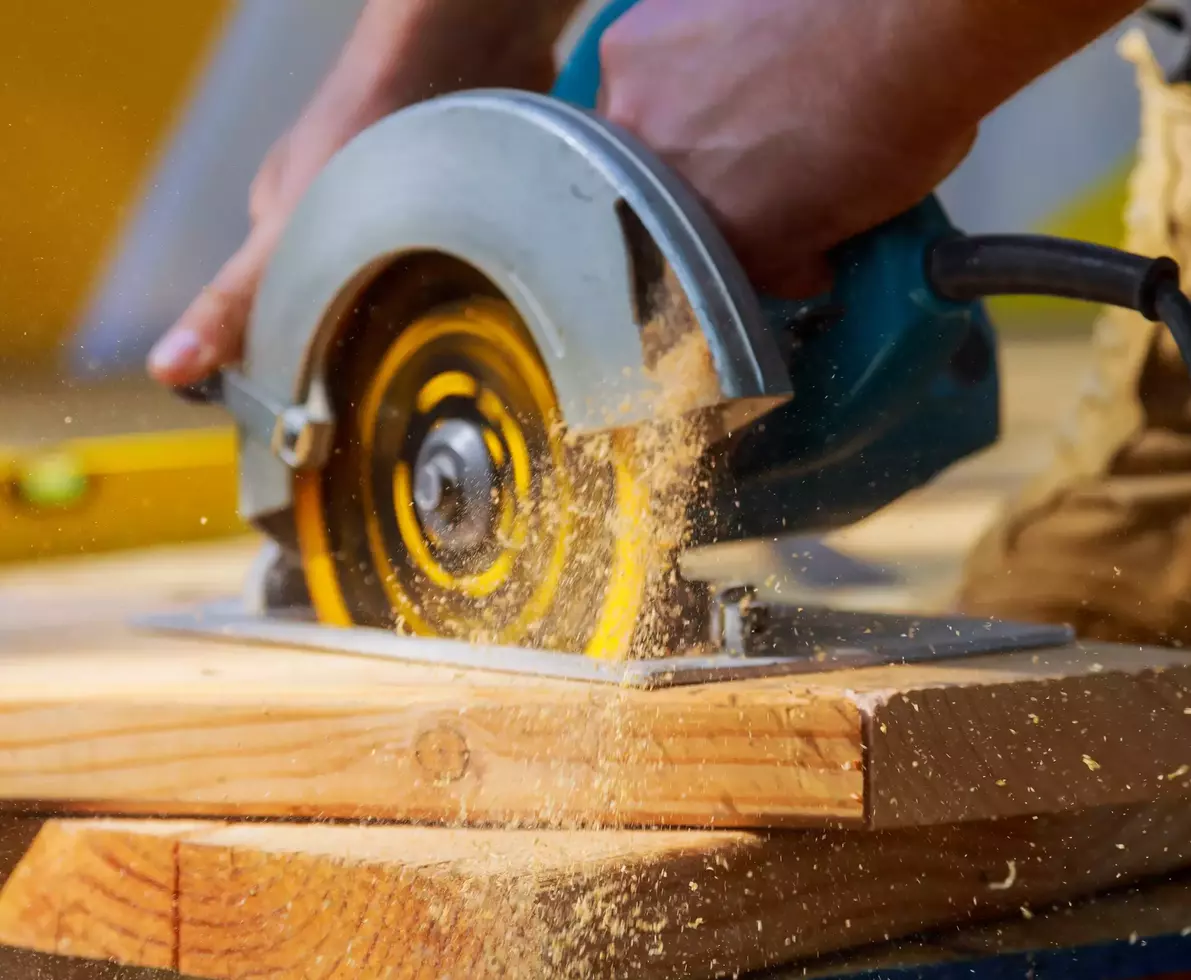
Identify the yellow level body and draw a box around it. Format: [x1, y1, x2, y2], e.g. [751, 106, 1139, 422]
[0, 427, 245, 563]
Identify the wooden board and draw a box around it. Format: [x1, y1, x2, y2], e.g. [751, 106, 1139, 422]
[2, 537, 1191, 830]
[2, 800, 1191, 980]
[4, 820, 1191, 980]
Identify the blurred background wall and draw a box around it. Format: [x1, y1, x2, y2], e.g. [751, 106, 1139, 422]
[0, 2, 1150, 380]
[0, 0, 235, 369]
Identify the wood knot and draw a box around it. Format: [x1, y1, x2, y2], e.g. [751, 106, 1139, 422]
[414, 725, 470, 784]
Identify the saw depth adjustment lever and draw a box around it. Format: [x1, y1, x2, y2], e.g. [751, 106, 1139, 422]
[175, 368, 332, 471]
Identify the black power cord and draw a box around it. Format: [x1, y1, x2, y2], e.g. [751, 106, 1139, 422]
[928, 234, 1191, 373]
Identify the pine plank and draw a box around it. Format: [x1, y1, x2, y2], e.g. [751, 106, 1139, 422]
[3, 565, 1191, 830]
[2, 601, 1191, 829]
[2, 801, 1190, 980]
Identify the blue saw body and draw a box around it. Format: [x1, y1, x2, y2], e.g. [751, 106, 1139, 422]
[553, 0, 1000, 541]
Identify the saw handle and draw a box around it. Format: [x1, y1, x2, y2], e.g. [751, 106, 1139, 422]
[553, 0, 983, 465]
[767, 199, 980, 464]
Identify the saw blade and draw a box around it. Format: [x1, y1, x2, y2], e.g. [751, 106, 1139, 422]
[293, 255, 708, 659]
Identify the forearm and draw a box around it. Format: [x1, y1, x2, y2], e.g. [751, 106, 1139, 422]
[857, 0, 1144, 148]
[762, 0, 1143, 238]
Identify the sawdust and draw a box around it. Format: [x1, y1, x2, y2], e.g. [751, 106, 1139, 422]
[527, 279, 722, 977]
[439, 277, 724, 978]
[402, 276, 725, 975]
[564, 271, 721, 661]
[439, 836, 687, 980]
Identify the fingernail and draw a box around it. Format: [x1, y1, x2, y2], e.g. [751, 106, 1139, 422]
[148, 330, 215, 378]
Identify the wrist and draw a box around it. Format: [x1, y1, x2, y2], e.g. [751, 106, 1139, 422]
[392, 0, 569, 97]
[347, 0, 579, 106]
[305, 2, 420, 127]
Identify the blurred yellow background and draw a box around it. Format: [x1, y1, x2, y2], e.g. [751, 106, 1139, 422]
[0, 0, 231, 365]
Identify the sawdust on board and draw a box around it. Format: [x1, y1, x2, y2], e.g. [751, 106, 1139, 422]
[525, 276, 723, 978]
[437, 828, 735, 979]
[570, 299, 721, 661]
[398, 275, 725, 977]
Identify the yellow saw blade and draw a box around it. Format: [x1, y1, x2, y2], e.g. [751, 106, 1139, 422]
[293, 261, 707, 659]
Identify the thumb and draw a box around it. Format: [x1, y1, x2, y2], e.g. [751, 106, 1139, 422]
[147, 221, 280, 386]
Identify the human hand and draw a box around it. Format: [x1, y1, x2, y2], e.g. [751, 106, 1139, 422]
[147, 0, 570, 387]
[597, 0, 1140, 298]
[146, 87, 393, 385]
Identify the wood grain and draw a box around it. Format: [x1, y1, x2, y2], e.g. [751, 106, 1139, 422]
[865, 643, 1191, 827]
[3, 800, 1191, 980]
[3, 606, 1191, 829]
[0, 622, 866, 826]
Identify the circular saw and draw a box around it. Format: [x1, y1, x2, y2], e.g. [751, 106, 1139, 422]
[201, 87, 792, 660]
[174, 0, 1191, 670]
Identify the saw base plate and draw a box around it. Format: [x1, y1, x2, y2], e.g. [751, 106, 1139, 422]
[135, 602, 1074, 690]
